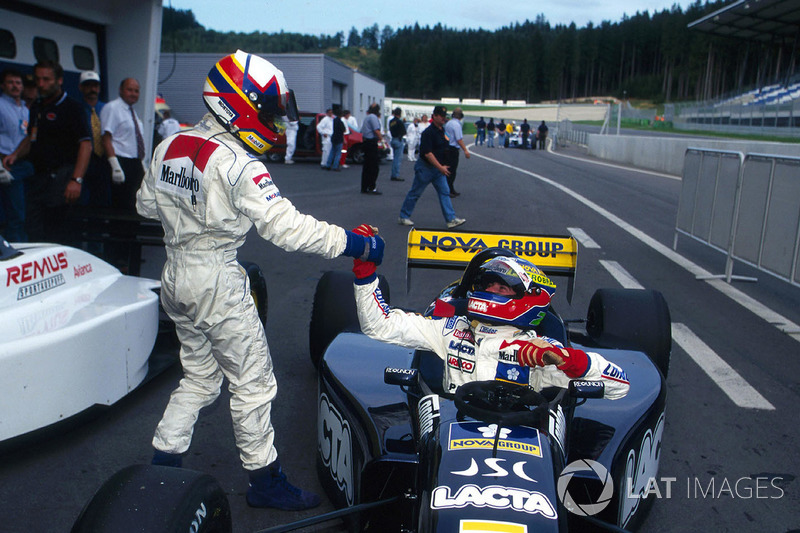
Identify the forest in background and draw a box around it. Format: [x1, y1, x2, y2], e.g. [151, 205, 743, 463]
[162, 2, 797, 104]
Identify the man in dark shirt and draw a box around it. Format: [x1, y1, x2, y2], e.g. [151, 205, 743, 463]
[397, 105, 465, 229]
[537, 120, 549, 150]
[324, 110, 346, 171]
[388, 107, 406, 181]
[520, 118, 531, 149]
[2, 60, 90, 242]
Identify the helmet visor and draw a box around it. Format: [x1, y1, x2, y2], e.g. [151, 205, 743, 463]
[257, 89, 298, 137]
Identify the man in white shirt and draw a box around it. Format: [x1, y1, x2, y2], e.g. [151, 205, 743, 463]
[315, 108, 333, 169]
[100, 77, 146, 211]
[343, 109, 358, 131]
[157, 109, 181, 139]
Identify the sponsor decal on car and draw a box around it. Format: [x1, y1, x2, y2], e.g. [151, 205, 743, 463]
[621, 412, 665, 527]
[318, 393, 353, 505]
[15, 274, 65, 300]
[431, 483, 557, 518]
[496, 362, 530, 385]
[449, 422, 541, 457]
[73, 263, 93, 278]
[451, 457, 538, 483]
[408, 230, 577, 269]
[7, 252, 69, 300]
[6, 252, 68, 286]
[549, 404, 566, 457]
[418, 394, 440, 438]
[459, 519, 528, 533]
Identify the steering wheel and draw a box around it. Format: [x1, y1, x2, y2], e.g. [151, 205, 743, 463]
[454, 381, 547, 426]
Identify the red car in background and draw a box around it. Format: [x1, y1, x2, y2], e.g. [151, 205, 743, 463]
[265, 112, 387, 164]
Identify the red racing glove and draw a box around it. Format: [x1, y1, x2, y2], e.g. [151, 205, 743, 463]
[506, 339, 589, 378]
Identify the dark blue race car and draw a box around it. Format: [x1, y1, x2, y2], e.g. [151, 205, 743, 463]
[309, 229, 670, 533]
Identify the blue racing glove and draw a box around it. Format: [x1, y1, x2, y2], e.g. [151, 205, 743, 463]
[343, 224, 384, 265]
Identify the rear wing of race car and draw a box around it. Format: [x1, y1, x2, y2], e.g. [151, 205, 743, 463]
[406, 228, 578, 303]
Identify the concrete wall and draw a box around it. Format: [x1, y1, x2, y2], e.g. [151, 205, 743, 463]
[587, 134, 800, 176]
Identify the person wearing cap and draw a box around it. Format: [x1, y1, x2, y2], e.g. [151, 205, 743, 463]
[397, 105, 465, 229]
[78, 70, 111, 207]
[100, 77, 146, 212]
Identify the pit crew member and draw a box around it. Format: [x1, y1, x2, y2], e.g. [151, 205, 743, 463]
[136, 51, 384, 511]
[352, 235, 629, 399]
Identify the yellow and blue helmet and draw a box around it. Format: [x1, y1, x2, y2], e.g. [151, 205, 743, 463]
[203, 50, 298, 154]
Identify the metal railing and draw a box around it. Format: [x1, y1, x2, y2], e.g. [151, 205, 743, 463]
[674, 148, 800, 288]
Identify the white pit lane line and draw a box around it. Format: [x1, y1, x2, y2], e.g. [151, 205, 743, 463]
[471, 149, 800, 343]
[672, 323, 775, 410]
[598, 260, 774, 410]
[568, 227, 601, 249]
[599, 260, 643, 289]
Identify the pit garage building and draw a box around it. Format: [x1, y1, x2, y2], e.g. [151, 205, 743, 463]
[157, 53, 385, 127]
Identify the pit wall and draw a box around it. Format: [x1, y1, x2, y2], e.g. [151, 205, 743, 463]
[586, 134, 800, 176]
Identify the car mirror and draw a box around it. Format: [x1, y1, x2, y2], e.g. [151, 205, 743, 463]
[384, 367, 419, 387]
[568, 379, 605, 399]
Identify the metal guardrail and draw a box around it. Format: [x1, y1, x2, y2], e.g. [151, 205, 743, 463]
[674, 148, 800, 287]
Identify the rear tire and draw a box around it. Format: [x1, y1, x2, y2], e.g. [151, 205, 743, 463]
[71, 465, 232, 533]
[240, 260, 268, 326]
[309, 271, 390, 368]
[586, 288, 671, 378]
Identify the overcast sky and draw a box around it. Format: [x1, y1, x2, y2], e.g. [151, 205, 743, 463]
[165, 0, 702, 35]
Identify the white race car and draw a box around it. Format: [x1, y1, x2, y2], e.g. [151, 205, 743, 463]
[0, 237, 161, 443]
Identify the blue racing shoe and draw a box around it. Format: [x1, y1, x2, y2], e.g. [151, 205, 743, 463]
[151, 449, 183, 468]
[246, 461, 321, 511]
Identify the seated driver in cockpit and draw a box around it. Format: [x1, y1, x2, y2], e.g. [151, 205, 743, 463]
[349, 227, 630, 399]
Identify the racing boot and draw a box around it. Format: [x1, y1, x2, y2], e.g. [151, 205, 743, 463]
[246, 461, 321, 511]
[151, 449, 183, 468]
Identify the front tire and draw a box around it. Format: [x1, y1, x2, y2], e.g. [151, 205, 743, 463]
[71, 465, 232, 533]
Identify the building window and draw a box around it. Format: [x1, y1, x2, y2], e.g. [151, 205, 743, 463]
[73, 45, 95, 70]
[33, 37, 58, 63]
[0, 29, 15, 59]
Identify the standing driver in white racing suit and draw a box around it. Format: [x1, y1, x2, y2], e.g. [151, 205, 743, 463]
[350, 233, 630, 398]
[136, 51, 385, 511]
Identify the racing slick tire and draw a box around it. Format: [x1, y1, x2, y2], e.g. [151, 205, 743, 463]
[240, 260, 268, 326]
[309, 270, 390, 368]
[71, 464, 232, 533]
[586, 288, 671, 378]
